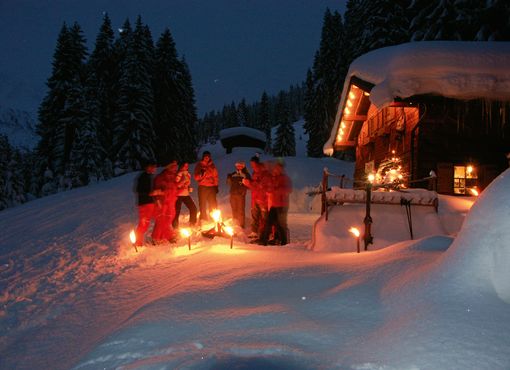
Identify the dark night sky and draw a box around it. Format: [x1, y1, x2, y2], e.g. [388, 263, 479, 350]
[0, 0, 346, 115]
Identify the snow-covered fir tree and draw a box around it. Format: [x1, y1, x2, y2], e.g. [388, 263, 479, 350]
[0, 135, 26, 210]
[175, 56, 199, 163]
[354, 0, 410, 57]
[475, 0, 510, 41]
[35, 22, 88, 194]
[273, 92, 296, 157]
[237, 99, 249, 127]
[410, 0, 464, 41]
[113, 16, 156, 173]
[153, 27, 183, 164]
[67, 70, 109, 187]
[222, 102, 239, 129]
[304, 9, 344, 157]
[258, 91, 271, 153]
[88, 13, 117, 173]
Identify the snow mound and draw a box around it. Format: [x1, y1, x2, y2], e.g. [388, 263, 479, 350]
[313, 202, 446, 252]
[438, 168, 510, 302]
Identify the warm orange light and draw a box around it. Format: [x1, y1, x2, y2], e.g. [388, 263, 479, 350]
[180, 228, 191, 238]
[224, 226, 234, 236]
[469, 188, 479, 196]
[129, 230, 136, 244]
[349, 227, 360, 237]
[211, 209, 222, 223]
[341, 121, 346, 128]
[367, 173, 375, 183]
[349, 91, 355, 99]
[467, 165, 474, 175]
[344, 107, 350, 115]
[347, 100, 353, 107]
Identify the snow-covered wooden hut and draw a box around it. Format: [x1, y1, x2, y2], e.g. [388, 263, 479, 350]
[324, 41, 510, 195]
[219, 127, 266, 154]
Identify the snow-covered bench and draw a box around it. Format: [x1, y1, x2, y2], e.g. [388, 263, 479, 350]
[326, 187, 438, 211]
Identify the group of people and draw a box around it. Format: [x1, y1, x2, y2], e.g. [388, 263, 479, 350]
[134, 150, 292, 247]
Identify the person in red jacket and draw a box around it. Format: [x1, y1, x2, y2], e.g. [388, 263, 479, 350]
[172, 162, 197, 229]
[242, 155, 270, 239]
[152, 161, 179, 243]
[258, 159, 292, 246]
[134, 162, 157, 246]
[193, 151, 219, 222]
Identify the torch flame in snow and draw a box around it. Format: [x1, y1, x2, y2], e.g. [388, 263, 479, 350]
[224, 226, 234, 236]
[211, 209, 222, 223]
[180, 228, 191, 238]
[129, 230, 136, 244]
[349, 227, 360, 237]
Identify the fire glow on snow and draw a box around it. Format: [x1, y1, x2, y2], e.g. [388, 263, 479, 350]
[1, 122, 510, 370]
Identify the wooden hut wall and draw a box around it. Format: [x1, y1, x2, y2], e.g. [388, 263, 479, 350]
[415, 98, 510, 193]
[354, 105, 420, 185]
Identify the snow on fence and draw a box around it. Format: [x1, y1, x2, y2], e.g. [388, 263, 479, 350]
[327, 187, 439, 208]
[309, 168, 439, 251]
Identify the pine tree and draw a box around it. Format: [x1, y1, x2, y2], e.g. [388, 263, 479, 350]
[237, 99, 249, 127]
[0, 134, 11, 210]
[410, 0, 463, 41]
[475, 0, 510, 41]
[355, 0, 410, 56]
[113, 16, 156, 173]
[176, 56, 199, 163]
[0, 135, 26, 210]
[273, 92, 296, 157]
[88, 13, 117, 173]
[35, 22, 88, 194]
[153, 27, 198, 164]
[258, 91, 271, 153]
[67, 69, 109, 187]
[304, 9, 345, 157]
[222, 102, 239, 129]
[153, 27, 182, 164]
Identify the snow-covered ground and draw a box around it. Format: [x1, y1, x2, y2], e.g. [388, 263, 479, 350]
[1, 122, 510, 369]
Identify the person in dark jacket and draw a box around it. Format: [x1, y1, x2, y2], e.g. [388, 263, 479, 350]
[227, 161, 251, 228]
[134, 162, 157, 246]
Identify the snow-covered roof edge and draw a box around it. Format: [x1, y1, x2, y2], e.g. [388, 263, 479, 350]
[219, 126, 266, 142]
[324, 41, 510, 155]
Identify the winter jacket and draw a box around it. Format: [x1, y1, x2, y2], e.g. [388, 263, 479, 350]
[194, 160, 219, 187]
[176, 170, 192, 196]
[153, 169, 178, 206]
[227, 167, 251, 196]
[267, 172, 292, 208]
[136, 171, 154, 206]
[244, 165, 270, 207]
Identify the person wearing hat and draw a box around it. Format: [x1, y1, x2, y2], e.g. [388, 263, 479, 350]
[134, 161, 157, 246]
[227, 161, 251, 228]
[194, 151, 219, 222]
